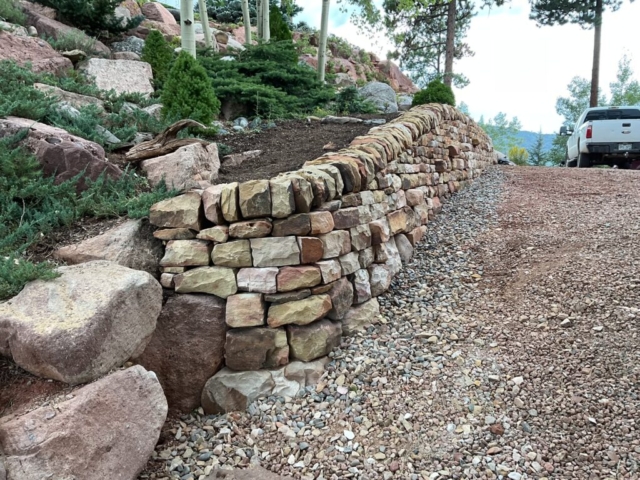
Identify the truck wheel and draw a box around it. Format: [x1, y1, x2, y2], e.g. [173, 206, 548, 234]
[577, 152, 591, 168]
[566, 157, 577, 168]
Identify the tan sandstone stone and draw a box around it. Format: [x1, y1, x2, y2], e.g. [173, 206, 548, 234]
[267, 295, 332, 328]
[211, 240, 252, 268]
[237, 268, 278, 294]
[226, 293, 266, 328]
[221, 182, 240, 222]
[318, 230, 351, 259]
[238, 180, 271, 219]
[174, 267, 237, 298]
[250, 237, 300, 267]
[160, 240, 211, 267]
[276, 266, 322, 292]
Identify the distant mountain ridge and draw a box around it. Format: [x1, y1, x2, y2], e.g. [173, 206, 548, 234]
[516, 130, 556, 152]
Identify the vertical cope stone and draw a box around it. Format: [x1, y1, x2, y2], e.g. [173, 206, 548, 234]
[225, 293, 265, 328]
[251, 237, 300, 267]
[239, 180, 272, 219]
[211, 240, 252, 268]
[174, 267, 237, 298]
[150, 192, 203, 230]
[267, 295, 332, 328]
[287, 175, 314, 213]
[224, 328, 289, 371]
[270, 178, 295, 218]
[276, 266, 322, 292]
[202, 185, 225, 225]
[287, 320, 342, 362]
[221, 182, 240, 223]
[236, 268, 278, 294]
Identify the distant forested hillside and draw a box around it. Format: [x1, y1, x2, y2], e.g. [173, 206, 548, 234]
[516, 131, 556, 152]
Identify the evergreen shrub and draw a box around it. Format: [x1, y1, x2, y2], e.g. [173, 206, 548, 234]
[161, 51, 221, 124]
[269, 4, 292, 41]
[412, 79, 456, 107]
[141, 29, 174, 89]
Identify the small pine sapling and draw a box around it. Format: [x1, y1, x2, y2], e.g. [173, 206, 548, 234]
[141, 30, 175, 88]
[161, 51, 220, 125]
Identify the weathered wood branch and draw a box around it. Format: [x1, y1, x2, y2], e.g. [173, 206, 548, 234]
[126, 119, 208, 162]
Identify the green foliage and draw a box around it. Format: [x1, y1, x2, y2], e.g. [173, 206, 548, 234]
[0, 60, 55, 120]
[508, 146, 529, 166]
[269, 4, 292, 42]
[32, 0, 143, 38]
[547, 134, 568, 166]
[529, 0, 625, 28]
[199, 40, 335, 119]
[610, 55, 640, 106]
[162, 51, 221, 124]
[479, 112, 523, 154]
[0, 132, 176, 300]
[556, 76, 605, 127]
[141, 29, 175, 89]
[45, 30, 99, 55]
[0, 0, 26, 25]
[206, 0, 301, 27]
[328, 34, 354, 59]
[412, 80, 455, 107]
[527, 130, 547, 166]
[334, 86, 377, 115]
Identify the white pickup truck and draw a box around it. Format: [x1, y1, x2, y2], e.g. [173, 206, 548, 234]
[562, 106, 640, 168]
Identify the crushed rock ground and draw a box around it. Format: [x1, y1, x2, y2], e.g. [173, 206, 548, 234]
[142, 166, 640, 480]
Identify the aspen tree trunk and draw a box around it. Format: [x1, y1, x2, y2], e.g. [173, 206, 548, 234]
[197, 0, 215, 51]
[262, 0, 270, 42]
[443, 0, 456, 87]
[257, 0, 263, 39]
[180, 0, 196, 57]
[318, 0, 330, 82]
[241, 0, 251, 45]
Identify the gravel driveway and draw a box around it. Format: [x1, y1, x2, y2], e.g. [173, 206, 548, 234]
[144, 166, 640, 480]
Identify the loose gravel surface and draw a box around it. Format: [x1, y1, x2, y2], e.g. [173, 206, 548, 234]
[143, 166, 640, 480]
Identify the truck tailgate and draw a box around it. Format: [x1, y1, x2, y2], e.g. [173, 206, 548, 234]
[594, 119, 640, 144]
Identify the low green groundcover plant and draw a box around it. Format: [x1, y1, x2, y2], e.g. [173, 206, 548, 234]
[412, 79, 456, 107]
[0, 132, 175, 301]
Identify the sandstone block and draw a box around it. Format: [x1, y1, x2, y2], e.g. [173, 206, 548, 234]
[326, 277, 354, 321]
[229, 219, 272, 239]
[277, 266, 322, 292]
[197, 226, 229, 243]
[174, 267, 237, 298]
[226, 293, 265, 328]
[155, 228, 196, 241]
[212, 240, 252, 268]
[239, 180, 271, 219]
[150, 191, 203, 230]
[369, 219, 390, 245]
[316, 259, 342, 284]
[266, 289, 311, 304]
[351, 269, 372, 304]
[395, 233, 414, 263]
[319, 230, 351, 259]
[270, 178, 295, 218]
[406, 226, 425, 246]
[298, 236, 324, 264]
[221, 182, 240, 222]
[332, 207, 360, 229]
[287, 175, 314, 213]
[350, 224, 372, 251]
[405, 188, 425, 206]
[342, 298, 380, 336]
[369, 264, 392, 297]
[201, 368, 274, 414]
[237, 268, 278, 294]
[225, 328, 288, 370]
[287, 320, 342, 362]
[160, 239, 211, 267]
[339, 251, 360, 276]
[267, 295, 332, 328]
[160, 273, 174, 288]
[309, 211, 335, 235]
[272, 214, 310, 236]
[358, 247, 375, 269]
[387, 209, 408, 235]
[251, 237, 300, 267]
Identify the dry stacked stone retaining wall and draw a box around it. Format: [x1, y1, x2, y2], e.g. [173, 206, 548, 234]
[147, 104, 495, 413]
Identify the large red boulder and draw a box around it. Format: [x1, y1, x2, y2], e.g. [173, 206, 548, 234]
[0, 365, 167, 480]
[134, 293, 227, 412]
[141, 2, 177, 24]
[378, 60, 419, 94]
[0, 117, 122, 192]
[0, 31, 71, 75]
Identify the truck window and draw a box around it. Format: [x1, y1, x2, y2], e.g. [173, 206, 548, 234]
[582, 109, 640, 124]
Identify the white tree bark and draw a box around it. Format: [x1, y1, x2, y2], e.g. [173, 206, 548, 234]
[180, 0, 196, 57]
[197, 0, 216, 51]
[257, 0, 264, 39]
[241, 0, 252, 45]
[262, 0, 271, 42]
[318, 0, 330, 82]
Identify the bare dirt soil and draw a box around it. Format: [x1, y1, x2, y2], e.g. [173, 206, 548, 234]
[217, 115, 399, 184]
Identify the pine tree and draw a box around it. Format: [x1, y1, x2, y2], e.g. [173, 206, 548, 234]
[161, 51, 221, 124]
[269, 4, 292, 41]
[412, 79, 456, 107]
[141, 30, 175, 89]
[529, 0, 632, 108]
[527, 131, 547, 166]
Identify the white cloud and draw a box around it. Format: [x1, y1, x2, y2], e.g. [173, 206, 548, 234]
[297, 0, 640, 133]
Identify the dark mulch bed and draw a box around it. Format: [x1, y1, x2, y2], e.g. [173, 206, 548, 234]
[216, 114, 399, 184]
